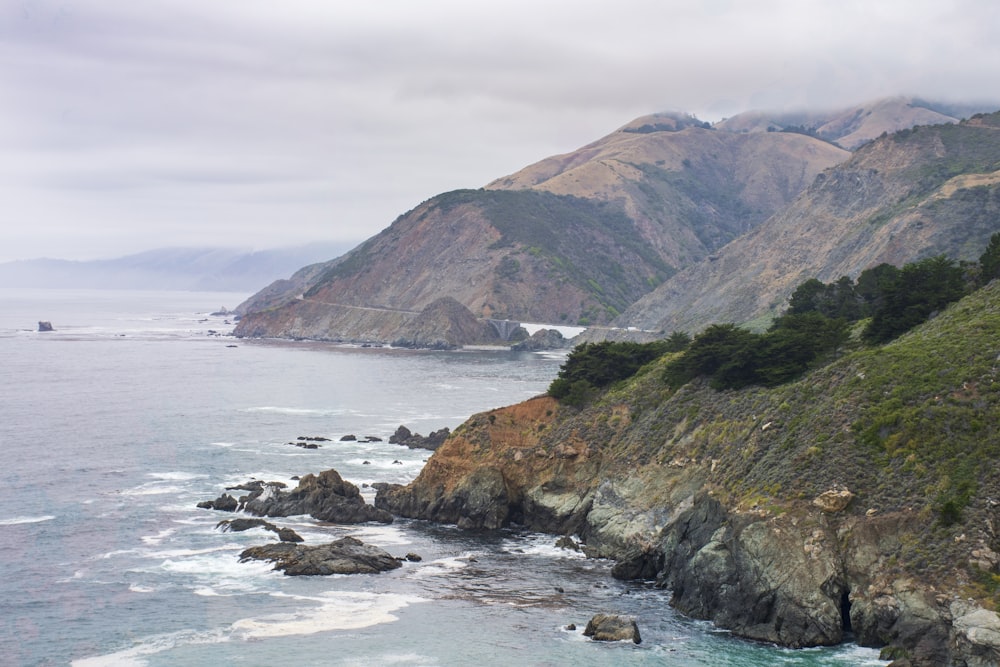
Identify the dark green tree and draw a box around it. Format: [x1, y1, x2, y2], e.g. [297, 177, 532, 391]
[863, 256, 966, 344]
[980, 232, 1000, 284]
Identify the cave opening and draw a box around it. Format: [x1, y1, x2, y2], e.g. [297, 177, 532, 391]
[840, 588, 853, 635]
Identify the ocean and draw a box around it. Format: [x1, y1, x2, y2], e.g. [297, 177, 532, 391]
[0, 289, 886, 666]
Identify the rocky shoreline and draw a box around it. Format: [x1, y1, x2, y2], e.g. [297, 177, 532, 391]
[371, 395, 1000, 667]
[193, 400, 1000, 665]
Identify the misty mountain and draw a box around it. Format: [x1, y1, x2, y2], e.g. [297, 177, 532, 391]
[0, 242, 354, 293]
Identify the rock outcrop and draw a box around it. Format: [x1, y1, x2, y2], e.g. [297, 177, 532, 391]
[388, 425, 451, 451]
[239, 536, 401, 575]
[511, 328, 567, 351]
[374, 276, 1000, 667]
[583, 613, 641, 644]
[241, 469, 393, 524]
[216, 518, 303, 542]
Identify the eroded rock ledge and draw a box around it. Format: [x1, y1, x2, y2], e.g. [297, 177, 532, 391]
[375, 395, 1000, 667]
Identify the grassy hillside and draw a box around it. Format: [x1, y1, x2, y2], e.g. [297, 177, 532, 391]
[573, 278, 1000, 598]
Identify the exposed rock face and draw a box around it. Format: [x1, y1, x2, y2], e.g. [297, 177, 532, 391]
[373, 384, 1000, 665]
[583, 613, 641, 644]
[239, 536, 401, 575]
[244, 469, 393, 524]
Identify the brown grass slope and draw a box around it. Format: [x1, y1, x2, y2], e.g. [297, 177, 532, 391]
[620, 111, 1000, 334]
[488, 112, 848, 268]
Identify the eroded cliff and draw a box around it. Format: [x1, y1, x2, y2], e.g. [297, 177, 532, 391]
[377, 281, 1000, 665]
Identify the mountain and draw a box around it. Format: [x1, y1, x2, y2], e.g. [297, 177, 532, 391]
[234, 111, 850, 342]
[617, 111, 1000, 335]
[715, 95, 979, 149]
[234, 96, 998, 347]
[375, 278, 1000, 665]
[0, 242, 353, 293]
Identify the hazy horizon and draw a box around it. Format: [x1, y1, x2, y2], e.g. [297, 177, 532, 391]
[2, 1, 998, 263]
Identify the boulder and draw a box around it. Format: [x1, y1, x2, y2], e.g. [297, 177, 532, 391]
[239, 536, 402, 575]
[583, 614, 641, 644]
[197, 493, 238, 512]
[813, 488, 855, 513]
[244, 468, 393, 524]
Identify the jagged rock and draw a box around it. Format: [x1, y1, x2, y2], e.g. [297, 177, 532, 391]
[239, 536, 401, 575]
[555, 535, 580, 551]
[813, 488, 855, 513]
[583, 614, 641, 644]
[388, 425, 450, 451]
[244, 468, 393, 524]
[37, 321, 53, 332]
[197, 493, 238, 512]
[216, 517, 304, 543]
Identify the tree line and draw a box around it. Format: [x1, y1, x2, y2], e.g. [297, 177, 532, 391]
[550, 233, 1000, 402]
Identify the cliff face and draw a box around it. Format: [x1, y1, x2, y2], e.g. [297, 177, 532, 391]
[619, 111, 1000, 334]
[377, 281, 1000, 665]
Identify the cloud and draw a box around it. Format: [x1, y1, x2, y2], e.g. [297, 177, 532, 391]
[0, 0, 998, 261]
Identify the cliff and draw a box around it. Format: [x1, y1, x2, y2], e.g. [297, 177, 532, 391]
[377, 280, 1000, 665]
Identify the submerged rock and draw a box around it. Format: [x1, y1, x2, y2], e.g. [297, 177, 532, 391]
[239, 536, 401, 575]
[216, 517, 303, 543]
[583, 614, 641, 644]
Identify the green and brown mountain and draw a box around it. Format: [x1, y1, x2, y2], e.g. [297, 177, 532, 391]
[618, 110, 1000, 335]
[234, 111, 850, 343]
[234, 97, 995, 346]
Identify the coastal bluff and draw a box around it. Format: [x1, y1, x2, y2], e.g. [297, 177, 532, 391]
[376, 282, 1000, 667]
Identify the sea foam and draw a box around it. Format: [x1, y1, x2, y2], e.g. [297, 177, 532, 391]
[231, 591, 424, 638]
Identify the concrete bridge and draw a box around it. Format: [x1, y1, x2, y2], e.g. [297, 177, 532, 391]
[486, 319, 522, 341]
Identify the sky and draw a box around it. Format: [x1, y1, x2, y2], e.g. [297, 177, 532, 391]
[1, 0, 998, 262]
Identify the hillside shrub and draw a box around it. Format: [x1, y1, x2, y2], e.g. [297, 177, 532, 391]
[548, 340, 676, 406]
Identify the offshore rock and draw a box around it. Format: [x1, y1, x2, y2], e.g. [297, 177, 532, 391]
[37, 321, 54, 332]
[389, 425, 450, 451]
[197, 493, 238, 512]
[245, 469, 392, 524]
[216, 517, 304, 542]
[583, 613, 641, 644]
[239, 536, 401, 575]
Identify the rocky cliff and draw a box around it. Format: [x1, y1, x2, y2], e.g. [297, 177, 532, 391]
[377, 280, 1000, 665]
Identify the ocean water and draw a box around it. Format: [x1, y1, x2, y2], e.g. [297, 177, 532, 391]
[0, 289, 886, 666]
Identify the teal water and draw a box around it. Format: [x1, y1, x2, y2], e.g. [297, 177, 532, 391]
[0, 289, 886, 666]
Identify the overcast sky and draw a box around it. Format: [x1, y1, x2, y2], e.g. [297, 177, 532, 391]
[1, 0, 998, 262]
